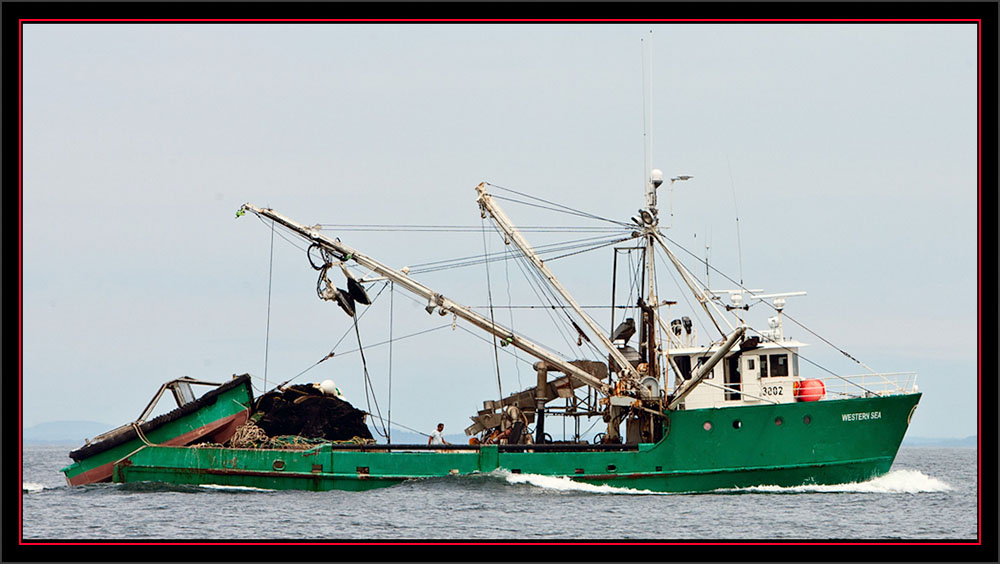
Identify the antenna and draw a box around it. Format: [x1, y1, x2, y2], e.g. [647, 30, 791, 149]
[640, 37, 649, 193]
[727, 156, 744, 287]
[648, 29, 654, 188]
[705, 228, 711, 290]
[726, 155, 745, 324]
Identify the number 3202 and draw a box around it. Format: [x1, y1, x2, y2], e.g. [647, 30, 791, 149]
[762, 386, 783, 396]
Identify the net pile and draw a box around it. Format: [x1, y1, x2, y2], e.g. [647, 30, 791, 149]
[253, 384, 375, 442]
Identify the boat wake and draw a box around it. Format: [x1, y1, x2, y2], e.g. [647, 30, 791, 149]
[728, 469, 952, 494]
[198, 484, 276, 493]
[497, 470, 665, 496]
[22, 482, 47, 493]
[494, 468, 950, 496]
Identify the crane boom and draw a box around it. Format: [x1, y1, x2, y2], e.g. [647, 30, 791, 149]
[240, 203, 611, 395]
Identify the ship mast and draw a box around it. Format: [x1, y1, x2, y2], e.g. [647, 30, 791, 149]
[643, 172, 660, 389]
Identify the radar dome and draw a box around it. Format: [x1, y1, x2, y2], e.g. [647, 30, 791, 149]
[650, 169, 664, 188]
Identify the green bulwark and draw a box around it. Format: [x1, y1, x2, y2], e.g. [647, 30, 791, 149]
[111, 393, 920, 493]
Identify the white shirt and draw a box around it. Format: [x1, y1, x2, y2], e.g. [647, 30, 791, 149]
[429, 429, 445, 444]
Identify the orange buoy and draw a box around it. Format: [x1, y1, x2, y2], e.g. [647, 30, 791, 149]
[794, 379, 826, 402]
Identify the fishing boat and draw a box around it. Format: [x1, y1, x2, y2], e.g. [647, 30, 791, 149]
[97, 173, 920, 493]
[60, 375, 253, 486]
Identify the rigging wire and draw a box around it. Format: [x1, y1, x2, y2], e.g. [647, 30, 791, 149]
[263, 210, 632, 278]
[407, 232, 632, 275]
[491, 194, 633, 227]
[389, 289, 538, 369]
[652, 238, 876, 393]
[483, 222, 608, 365]
[316, 224, 625, 233]
[260, 209, 618, 369]
[468, 305, 633, 309]
[652, 244, 710, 339]
[743, 326, 877, 396]
[485, 182, 635, 227]
[387, 282, 393, 444]
[486, 223, 580, 354]
[656, 229, 879, 375]
[362, 411, 432, 439]
[258, 215, 309, 253]
[508, 248, 580, 355]
[273, 281, 390, 391]
[352, 314, 389, 439]
[263, 219, 275, 390]
[453, 325, 546, 368]
[541, 235, 635, 262]
[504, 242, 524, 390]
[481, 215, 504, 399]
[329, 324, 452, 358]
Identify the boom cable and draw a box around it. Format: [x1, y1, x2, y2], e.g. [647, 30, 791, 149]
[352, 314, 389, 439]
[387, 282, 394, 444]
[263, 219, 275, 390]
[485, 182, 634, 227]
[504, 242, 524, 390]
[481, 216, 504, 399]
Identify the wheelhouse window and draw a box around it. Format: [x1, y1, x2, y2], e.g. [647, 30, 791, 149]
[769, 354, 789, 377]
[792, 353, 799, 377]
[759, 354, 768, 377]
[675, 355, 692, 380]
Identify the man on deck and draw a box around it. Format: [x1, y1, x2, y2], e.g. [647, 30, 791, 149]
[428, 423, 450, 445]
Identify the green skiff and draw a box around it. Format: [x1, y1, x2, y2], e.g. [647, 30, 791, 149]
[60, 375, 254, 486]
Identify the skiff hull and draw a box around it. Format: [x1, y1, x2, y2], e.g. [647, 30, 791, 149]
[60, 375, 253, 486]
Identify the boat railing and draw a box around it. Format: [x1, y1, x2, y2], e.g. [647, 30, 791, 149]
[322, 442, 641, 452]
[821, 372, 918, 399]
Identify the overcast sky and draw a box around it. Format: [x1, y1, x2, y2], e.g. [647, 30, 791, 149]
[21, 23, 977, 440]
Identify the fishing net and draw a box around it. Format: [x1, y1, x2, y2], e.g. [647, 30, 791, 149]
[225, 386, 377, 450]
[225, 421, 373, 450]
[252, 384, 374, 442]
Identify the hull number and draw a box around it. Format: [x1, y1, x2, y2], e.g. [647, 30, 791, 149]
[761, 386, 784, 397]
[842, 411, 882, 422]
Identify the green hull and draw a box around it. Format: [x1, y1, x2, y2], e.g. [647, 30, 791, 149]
[60, 376, 253, 486]
[112, 393, 920, 493]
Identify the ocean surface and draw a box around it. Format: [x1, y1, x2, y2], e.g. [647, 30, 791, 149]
[21, 445, 977, 541]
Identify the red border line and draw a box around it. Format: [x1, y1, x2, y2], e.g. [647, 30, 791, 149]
[975, 17, 981, 545]
[19, 540, 986, 546]
[17, 18, 984, 23]
[19, 17, 24, 546]
[18, 17, 984, 548]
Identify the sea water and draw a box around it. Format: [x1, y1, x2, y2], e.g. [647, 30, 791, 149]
[20, 445, 977, 540]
